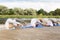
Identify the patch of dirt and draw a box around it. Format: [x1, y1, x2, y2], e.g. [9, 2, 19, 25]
[0, 27, 60, 40]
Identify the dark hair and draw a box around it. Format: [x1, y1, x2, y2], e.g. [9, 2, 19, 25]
[40, 19, 43, 22]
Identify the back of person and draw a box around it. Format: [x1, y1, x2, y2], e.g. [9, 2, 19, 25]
[5, 18, 23, 30]
[5, 18, 13, 29]
[31, 18, 42, 28]
[47, 20, 53, 26]
[42, 19, 53, 27]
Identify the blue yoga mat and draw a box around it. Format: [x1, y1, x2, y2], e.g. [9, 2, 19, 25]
[36, 24, 43, 28]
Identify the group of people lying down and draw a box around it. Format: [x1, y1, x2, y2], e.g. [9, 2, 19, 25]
[4, 18, 60, 30]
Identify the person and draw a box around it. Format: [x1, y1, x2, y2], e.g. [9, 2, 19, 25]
[46, 19, 53, 27]
[5, 18, 23, 30]
[21, 18, 43, 29]
[46, 20, 53, 26]
[43, 18, 53, 27]
[5, 18, 14, 29]
[51, 20, 57, 26]
[30, 18, 40, 28]
[12, 18, 23, 28]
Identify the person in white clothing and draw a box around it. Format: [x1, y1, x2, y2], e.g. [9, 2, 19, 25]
[43, 19, 53, 27]
[30, 18, 41, 28]
[5, 18, 14, 29]
[5, 18, 23, 29]
[21, 18, 43, 29]
[46, 20, 53, 26]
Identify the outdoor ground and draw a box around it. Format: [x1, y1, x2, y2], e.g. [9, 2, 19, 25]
[0, 25, 60, 40]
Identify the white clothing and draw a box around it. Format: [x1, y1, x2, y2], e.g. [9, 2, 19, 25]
[5, 18, 20, 29]
[43, 18, 53, 26]
[46, 20, 53, 26]
[12, 19, 20, 26]
[5, 18, 13, 29]
[31, 18, 41, 27]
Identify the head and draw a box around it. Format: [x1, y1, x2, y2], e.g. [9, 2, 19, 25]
[38, 18, 43, 22]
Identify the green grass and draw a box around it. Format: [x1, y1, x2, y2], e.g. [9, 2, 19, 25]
[37, 15, 60, 18]
[0, 15, 37, 18]
[0, 15, 60, 18]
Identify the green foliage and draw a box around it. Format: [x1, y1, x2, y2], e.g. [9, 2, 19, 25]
[0, 5, 60, 16]
[0, 15, 60, 18]
[37, 9, 47, 15]
[55, 8, 60, 15]
[39, 13, 43, 16]
[0, 5, 8, 15]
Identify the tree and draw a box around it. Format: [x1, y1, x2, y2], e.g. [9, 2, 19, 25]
[24, 8, 37, 15]
[48, 11, 55, 15]
[7, 9, 14, 15]
[55, 8, 60, 15]
[37, 9, 47, 15]
[0, 5, 8, 15]
[24, 9, 28, 15]
[13, 8, 24, 15]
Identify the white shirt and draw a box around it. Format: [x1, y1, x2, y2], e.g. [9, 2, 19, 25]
[5, 18, 13, 29]
[31, 18, 41, 27]
[13, 19, 21, 26]
[46, 20, 53, 26]
[5, 18, 21, 29]
[43, 18, 53, 26]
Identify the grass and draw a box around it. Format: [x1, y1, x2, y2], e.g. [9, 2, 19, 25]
[0, 15, 60, 18]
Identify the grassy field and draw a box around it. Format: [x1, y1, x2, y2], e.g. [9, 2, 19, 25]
[0, 15, 60, 18]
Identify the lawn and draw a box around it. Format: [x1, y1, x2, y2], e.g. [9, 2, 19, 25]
[0, 15, 60, 18]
